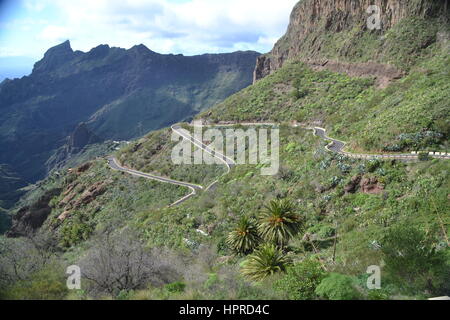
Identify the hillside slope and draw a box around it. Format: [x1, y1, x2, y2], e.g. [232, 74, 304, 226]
[1, 0, 449, 300]
[204, 0, 450, 153]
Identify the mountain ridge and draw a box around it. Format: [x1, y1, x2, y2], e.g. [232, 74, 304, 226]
[0, 41, 260, 208]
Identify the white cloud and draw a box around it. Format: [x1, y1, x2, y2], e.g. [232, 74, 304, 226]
[23, 0, 47, 12]
[2, 0, 298, 60]
[38, 25, 70, 42]
[45, 0, 298, 55]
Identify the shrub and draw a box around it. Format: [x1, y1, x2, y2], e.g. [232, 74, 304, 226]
[1, 266, 68, 300]
[315, 273, 361, 300]
[241, 244, 290, 282]
[79, 231, 182, 296]
[275, 258, 326, 300]
[165, 281, 186, 294]
[367, 160, 381, 173]
[381, 225, 448, 294]
[418, 152, 430, 161]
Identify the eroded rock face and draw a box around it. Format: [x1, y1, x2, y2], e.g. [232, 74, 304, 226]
[360, 176, 384, 194]
[253, 0, 449, 82]
[6, 188, 62, 237]
[72, 182, 107, 209]
[76, 162, 92, 174]
[344, 174, 384, 194]
[344, 175, 362, 194]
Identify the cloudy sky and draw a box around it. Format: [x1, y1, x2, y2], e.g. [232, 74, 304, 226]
[0, 0, 298, 78]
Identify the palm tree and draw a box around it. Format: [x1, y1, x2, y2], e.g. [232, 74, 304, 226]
[258, 199, 302, 247]
[226, 216, 261, 255]
[241, 243, 290, 281]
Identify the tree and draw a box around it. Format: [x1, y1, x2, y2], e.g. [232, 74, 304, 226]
[226, 216, 261, 255]
[79, 229, 181, 297]
[381, 225, 448, 294]
[1, 265, 68, 300]
[241, 244, 290, 282]
[0, 233, 58, 287]
[275, 258, 326, 300]
[258, 199, 302, 247]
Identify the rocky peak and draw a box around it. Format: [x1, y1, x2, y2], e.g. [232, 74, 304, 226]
[86, 44, 111, 59]
[254, 0, 450, 82]
[128, 44, 156, 56]
[33, 40, 76, 74]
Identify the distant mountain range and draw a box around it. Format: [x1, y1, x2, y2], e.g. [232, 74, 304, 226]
[0, 41, 260, 208]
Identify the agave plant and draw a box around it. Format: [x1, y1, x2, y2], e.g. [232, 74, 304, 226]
[258, 199, 302, 247]
[226, 216, 261, 255]
[241, 243, 290, 281]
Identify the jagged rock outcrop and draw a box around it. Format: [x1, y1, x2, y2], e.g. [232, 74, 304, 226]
[360, 176, 384, 194]
[344, 174, 384, 194]
[32, 40, 79, 74]
[45, 123, 100, 171]
[56, 179, 108, 222]
[254, 0, 450, 82]
[344, 175, 362, 194]
[68, 123, 101, 153]
[6, 188, 62, 237]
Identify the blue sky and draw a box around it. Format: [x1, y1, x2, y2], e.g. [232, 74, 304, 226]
[0, 0, 298, 79]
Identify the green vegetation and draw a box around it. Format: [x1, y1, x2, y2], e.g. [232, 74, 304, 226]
[275, 258, 326, 300]
[258, 199, 302, 247]
[1, 265, 68, 300]
[202, 49, 449, 153]
[117, 128, 226, 186]
[3, 121, 449, 300]
[315, 273, 361, 300]
[226, 216, 261, 255]
[298, 17, 441, 71]
[2, 2, 449, 301]
[241, 244, 290, 282]
[381, 225, 449, 294]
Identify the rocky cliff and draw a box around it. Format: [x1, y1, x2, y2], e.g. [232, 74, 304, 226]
[254, 0, 450, 82]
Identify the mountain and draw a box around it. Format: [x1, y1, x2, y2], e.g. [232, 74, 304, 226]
[254, 0, 450, 81]
[206, 0, 449, 153]
[0, 41, 260, 207]
[1, 0, 449, 300]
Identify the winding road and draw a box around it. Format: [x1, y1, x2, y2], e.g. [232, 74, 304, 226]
[313, 127, 450, 161]
[107, 156, 202, 206]
[108, 122, 449, 207]
[107, 124, 237, 207]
